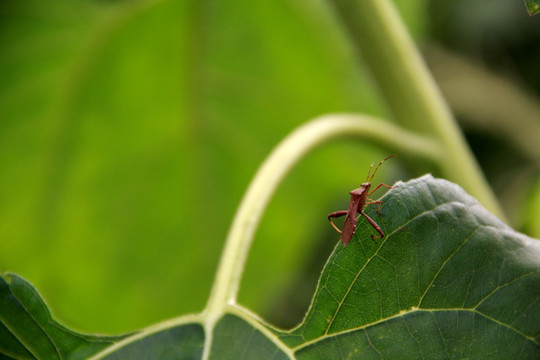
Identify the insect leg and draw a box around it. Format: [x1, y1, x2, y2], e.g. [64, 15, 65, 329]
[328, 210, 348, 234]
[367, 183, 394, 196]
[361, 211, 384, 241]
[366, 200, 383, 214]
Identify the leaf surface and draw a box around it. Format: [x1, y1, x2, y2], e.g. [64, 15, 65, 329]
[2, 176, 539, 359]
[0, 273, 126, 360]
[277, 175, 540, 358]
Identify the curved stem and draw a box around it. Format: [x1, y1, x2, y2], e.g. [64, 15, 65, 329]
[204, 114, 442, 318]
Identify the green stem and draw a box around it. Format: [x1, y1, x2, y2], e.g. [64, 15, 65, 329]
[204, 114, 442, 316]
[329, 0, 506, 221]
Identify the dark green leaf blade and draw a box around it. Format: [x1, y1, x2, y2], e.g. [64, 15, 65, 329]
[209, 314, 290, 360]
[525, 0, 540, 15]
[0, 273, 287, 360]
[97, 324, 204, 360]
[277, 175, 540, 358]
[295, 310, 540, 359]
[0, 273, 127, 360]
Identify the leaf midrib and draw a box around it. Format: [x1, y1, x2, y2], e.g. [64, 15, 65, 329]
[293, 307, 539, 352]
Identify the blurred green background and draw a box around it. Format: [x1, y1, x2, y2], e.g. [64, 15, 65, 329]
[1, 0, 539, 334]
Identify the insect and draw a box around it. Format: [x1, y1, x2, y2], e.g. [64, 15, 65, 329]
[328, 155, 396, 245]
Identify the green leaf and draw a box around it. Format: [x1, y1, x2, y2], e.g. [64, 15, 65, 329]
[277, 175, 540, 358]
[0, 273, 127, 360]
[525, 0, 540, 16]
[2, 176, 539, 359]
[0, 0, 385, 332]
[92, 324, 205, 360]
[208, 314, 289, 360]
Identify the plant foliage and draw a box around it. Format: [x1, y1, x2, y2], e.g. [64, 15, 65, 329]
[2, 176, 539, 359]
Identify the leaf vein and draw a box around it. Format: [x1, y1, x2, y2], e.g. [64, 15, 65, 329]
[326, 200, 480, 334]
[293, 308, 539, 352]
[473, 269, 540, 309]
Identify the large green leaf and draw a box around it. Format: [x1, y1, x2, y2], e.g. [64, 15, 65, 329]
[0, 0, 388, 332]
[277, 175, 540, 358]
[2, 176, 539, 359]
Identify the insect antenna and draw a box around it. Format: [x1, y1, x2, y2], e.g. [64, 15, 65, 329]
[365, 162, 375, 182]
[368, 154, 397, 182]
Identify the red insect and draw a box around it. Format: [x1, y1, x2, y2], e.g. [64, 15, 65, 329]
[328, 155, 396, 245]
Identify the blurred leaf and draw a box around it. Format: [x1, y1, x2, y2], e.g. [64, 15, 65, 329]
[0, 0, 431, 333]
[525, 0, 540, 15]
[2, 176, 539, 358]
[0, 0, 374, 332]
